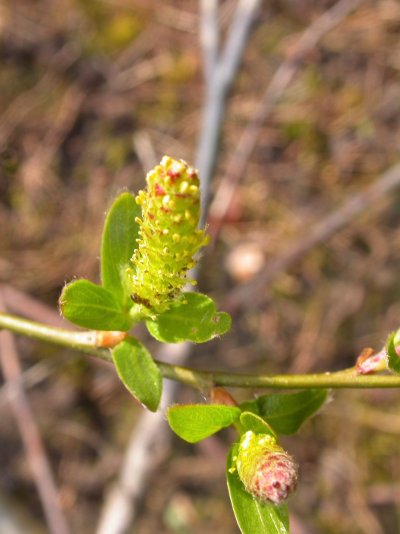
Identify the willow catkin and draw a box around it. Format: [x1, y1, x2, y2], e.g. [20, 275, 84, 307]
[235, 431, 298, 504]
[129, 156, 209, 314]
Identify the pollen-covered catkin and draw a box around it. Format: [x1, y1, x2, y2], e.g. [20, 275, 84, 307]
[129, 156, 209, 313]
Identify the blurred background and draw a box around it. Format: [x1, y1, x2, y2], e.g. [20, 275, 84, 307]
[1, 0, 400, 532]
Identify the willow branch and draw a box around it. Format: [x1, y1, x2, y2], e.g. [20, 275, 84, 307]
[1, 312, 399, 390]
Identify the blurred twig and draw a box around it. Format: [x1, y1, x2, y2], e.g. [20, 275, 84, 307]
[199, 0, 219, 80]
[108, 52, 175, 92]
[0, 41, 80, 150]
[18, 85, 85, 198]
[0, 358, 59, 408]
[132, 130, 158, 174]
[197, 0, 262, 219]
[0, 293, 70, 534]
[227, 161, 400, 310]
[1, 284, 68, 328]
[209, 0, 363, 236]
[0, 286, 71, 409]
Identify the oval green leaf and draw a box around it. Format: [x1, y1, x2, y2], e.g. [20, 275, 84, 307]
[239, 411, 276, 438]
[387, 332, 400, 374]
[167, 404, 241, 443]
[101, 192, 140, 305]
[112, 337, 162, 412]
[146, 292, 232, 343]
[240, 389, 328, 435]
[60, 279, 133, 331]
[226, 443, 289, 534]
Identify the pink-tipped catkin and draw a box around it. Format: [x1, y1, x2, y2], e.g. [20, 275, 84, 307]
[129, 155, 208, 314]
[235, 431, 298, 505]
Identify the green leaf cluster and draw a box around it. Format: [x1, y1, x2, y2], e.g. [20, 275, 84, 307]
[167, 389, 328, 534]
[59, 191, 231, 412]
[60, 192, 139, 332]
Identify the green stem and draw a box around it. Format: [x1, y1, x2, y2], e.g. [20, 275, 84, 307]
[0, 313, 111, 362]
[1, 312, 399, 390]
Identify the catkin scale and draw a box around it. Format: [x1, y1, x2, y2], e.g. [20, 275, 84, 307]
[129, 156, 209, 313]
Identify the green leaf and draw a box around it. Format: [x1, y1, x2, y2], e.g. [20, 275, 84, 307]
[101, 192, 140, 305]
[60, 279, 133, 331]
[240, 389, 328, 435]
[240, 411, 276, 438]
[226, 443, 289, 534]
[112, 337, 162, 411]
[394, 329, 400, 347]
[167, 404, 241, 443]
[387, 332, 400, 374]
[146, 292, 232, 343]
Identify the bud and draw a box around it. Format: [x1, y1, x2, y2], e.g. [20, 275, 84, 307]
[95, 330, 128, 348]
[235, 431, 298, 505]
[129, 156, 209, 314]
[210, 387, 238, 406]
[356, 348, 387, 375]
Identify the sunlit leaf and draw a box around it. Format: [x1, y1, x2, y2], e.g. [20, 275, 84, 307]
[112, 337, 162, 411]
[60, 279, 132, 331]
[239, 411, 276, 437]
[101, 192, 140, 305]
[146, 292, 231, 343]
[167, 404, 241, 443]
[240, 389, 328, 435]
[387, 332, 400, 374]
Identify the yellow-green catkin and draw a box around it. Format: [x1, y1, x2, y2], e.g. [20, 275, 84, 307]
[235, 431, 298, 505]
[129, 155, 209, 314]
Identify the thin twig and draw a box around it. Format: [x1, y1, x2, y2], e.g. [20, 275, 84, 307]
[197, 0, 262, 220]
[132, 130, 158, 174]
[0, 285, 74, 407]
[109, 53, 174, 92]
[199, 0, 219, 81]
[1, 312, 400, 390]
[18, 85, 85, 196]
[0, 358, 60, 408]
[0, 296, 70, 534]
[0, 41, 80, 150]
[209, 0, 363, 234]
[1, 284, 68, 327]
[218, 0, 261, 90]
[227, 161, 400, 310]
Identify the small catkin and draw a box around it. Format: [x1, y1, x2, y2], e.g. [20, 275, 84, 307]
[235, 431, 298, 505]
[129, 155, 209, 314]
